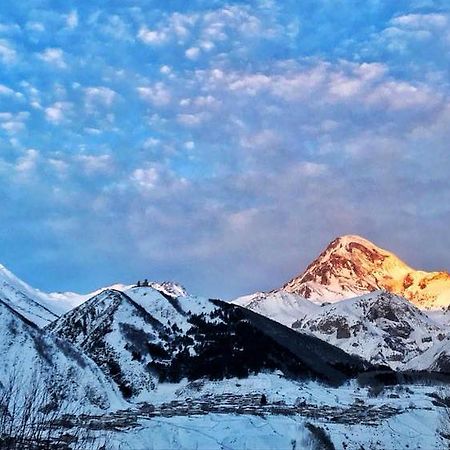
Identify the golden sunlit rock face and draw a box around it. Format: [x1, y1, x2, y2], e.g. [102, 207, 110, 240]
[282, 235, 450, 309]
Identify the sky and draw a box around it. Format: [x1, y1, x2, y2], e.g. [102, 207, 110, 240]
[0, 0, 449, 299]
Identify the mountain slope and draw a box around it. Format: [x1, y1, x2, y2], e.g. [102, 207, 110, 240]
[293, 291, 445, 369]
[234, 290, 445, 369]
[233, 291, 320, 328]
[0, 262, 191, 327]
[0, 298, 120, 410]
[281, 235, 450, 309]
[0, 264, 60, 326]
[48, 286, 373, 400]
[405, 335, 450, 373]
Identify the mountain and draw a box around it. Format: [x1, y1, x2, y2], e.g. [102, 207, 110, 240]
[405, 335, 450, 373]
[0, 264, 60, 326]
[234, 290, 445, 369]
[281, 235, 450, 309]
[0, 297, 120, 410]
[0, 262, 192, 328]
[292, 291, 446, 369]
[48, 285, 373, 400]
[0, 263, 106, 326]
[233, 290, 320, 328]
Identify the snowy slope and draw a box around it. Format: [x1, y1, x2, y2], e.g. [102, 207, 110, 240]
[234, 290, 445, 369]
[47, 287, 210, 400]
[0, 262, 190, 327]
[0, 264, 60, 326]
[294, 291, 445, 369]
[0, 262, 105, 325]
[406, 335, 450, 373]
[48, 285, 372, 401]
[46, 281, 187, 312]
[0, 298, 121, 411]
[281, 235, 450, 309]
[233, 290, 320, 328]
[89, 374, 447, 450]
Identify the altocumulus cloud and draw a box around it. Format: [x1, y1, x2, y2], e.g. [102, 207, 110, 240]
[0, 0, 449, 298]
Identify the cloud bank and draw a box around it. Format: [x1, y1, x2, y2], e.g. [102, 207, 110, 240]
[0, 1, 449, 298]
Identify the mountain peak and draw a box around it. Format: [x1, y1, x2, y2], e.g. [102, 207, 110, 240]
[281, 235, 450, 309]
[332, 234, 379, 246]
[322, 234, 403, 259]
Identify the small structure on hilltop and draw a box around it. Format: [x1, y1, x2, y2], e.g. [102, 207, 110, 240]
[136, 279, 149, 288]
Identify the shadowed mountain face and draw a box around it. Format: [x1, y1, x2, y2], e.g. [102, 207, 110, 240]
[233, 290, 446, 370]
[281, 235, 450, 309]
[47, 286, 372, 399]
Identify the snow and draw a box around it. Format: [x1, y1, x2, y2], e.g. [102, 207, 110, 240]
[110, 408, 444, 450]
[0, 260, 197, 328]
[233, 290, 446, 369]
[0, 264, 60, 326]
[106, 374, 446, 449]
[0, 298, 124, 412]
[406, 335, 450, 372]
[280, 235, 450, 310]
[125, 286, 217, 332]
[46, 283, 130, 312]
[0, 261, 449, 448]
[233, 291, 320, 328]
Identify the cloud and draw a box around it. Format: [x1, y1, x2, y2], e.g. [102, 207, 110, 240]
[0, 39, 17, 64]
[66, 10, 79, 29]
[45, 102, 72, 123]
[143, 137, 161, 148]
[391, 13, 448, 29]
[0, 84, 15, 96]
[16, 149, 39, 174]
[38, 48, 67, 68]
[26, 22, 45, 33]
[160, 65, 171, 75]
[131, 166, 159, 190]
[84, 86, 117, 108]
[1, 0, 450, 298]
[75, 154, 113, 174]
[1, 120, 25, 133]
[0, 111, 29, 134]
[176, 112, 208, 127]
[47, 157, 69, 176]
[185, 47, 200, 60]
[137, 27, 168, 45]
[137, 83, 171, 106]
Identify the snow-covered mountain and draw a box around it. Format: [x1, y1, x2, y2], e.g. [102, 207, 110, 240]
[48, 285, 372, 400]
[233, 290, 320, 327]
[406, 335, 450, 373]
[281, 235, 450, 309]
[234, 290, 446, 369]
[293, 291, 446, 369]
[0, 297, 120, 410]
[0, 264, 61, 326]
[0, 262, 116, 326]
[0, 262, 191, 328]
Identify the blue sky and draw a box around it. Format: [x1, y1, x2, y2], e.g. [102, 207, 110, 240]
[0, 0, 449, 298]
